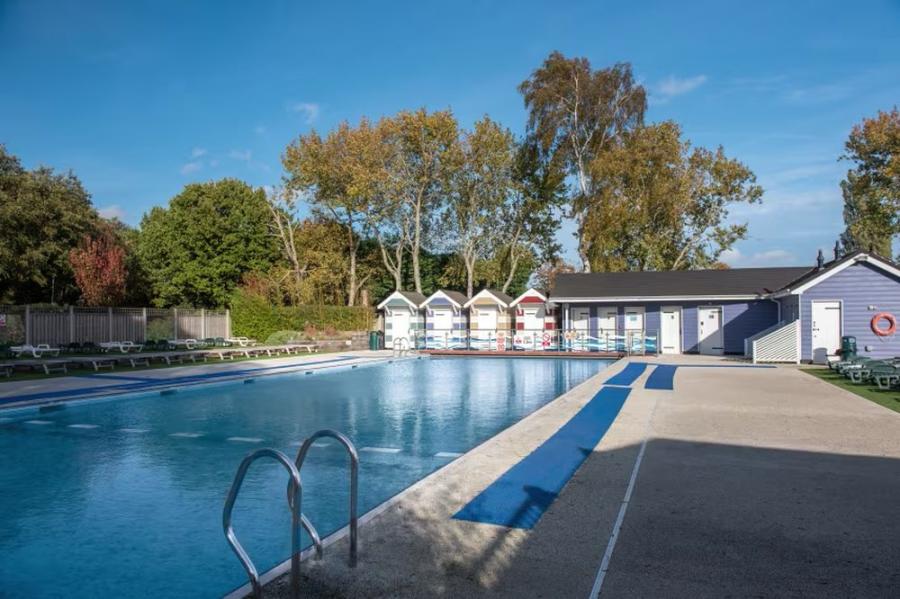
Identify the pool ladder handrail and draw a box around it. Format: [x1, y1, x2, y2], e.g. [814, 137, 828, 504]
[288, 429, 359, 567]
[392, 336, 410, 357]
[222, 448, 309, 599]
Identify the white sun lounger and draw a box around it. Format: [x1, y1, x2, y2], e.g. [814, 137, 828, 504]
[10, 344, 61, 358]
[99, 341, 144, 353]
[226, 337, 258, 347]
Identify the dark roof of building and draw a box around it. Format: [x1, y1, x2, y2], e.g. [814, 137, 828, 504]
[551, 266, 814, 299]
[397, 290, 427, 306]
[483, 289, 514, 305]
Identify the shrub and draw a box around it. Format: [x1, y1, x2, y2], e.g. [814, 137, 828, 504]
[230, 289, 374, 342]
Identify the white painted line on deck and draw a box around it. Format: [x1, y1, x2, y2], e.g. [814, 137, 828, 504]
[170, 432, 205, 438]
[227, 436, 263, 443]
[434, 451, 463, 458]
[24, 419, 54, 425]
[68, 424, 99, 429]
[360, 446, 401, 454]
[118, 428, 149, 434]
[588, 392, 660, 599]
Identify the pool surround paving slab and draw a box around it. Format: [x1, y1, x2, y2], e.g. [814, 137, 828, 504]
[259, 355, 900, 598]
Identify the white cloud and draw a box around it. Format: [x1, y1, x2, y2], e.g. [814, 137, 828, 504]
[191, 147, 207, 158]
[721, 248, 797, 267]
[228, 149, 252, 162]
[254, 125, 266, 135]
[98, 204, 126, 221]
[180, 161, 202, 175]
[288, 101, 320, 124]
[655, 74, 708, 102]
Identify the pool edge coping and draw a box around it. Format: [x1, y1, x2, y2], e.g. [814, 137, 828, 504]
[223, 356, 630, 599]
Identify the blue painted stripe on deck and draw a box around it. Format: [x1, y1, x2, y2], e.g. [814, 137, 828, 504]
[453, 385, 631, 529]
[604, 362, 647, 387]
[645, 365, 676, 390]
[0, 356, 360, 406]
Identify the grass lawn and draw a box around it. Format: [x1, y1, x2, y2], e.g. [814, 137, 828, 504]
[803, 367, 900, 414]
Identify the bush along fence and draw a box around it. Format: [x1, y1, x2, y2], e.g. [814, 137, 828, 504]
[229, 293, 374, 343]
[0, 305, 231, 346]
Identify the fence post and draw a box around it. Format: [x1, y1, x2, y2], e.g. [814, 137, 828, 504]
[173, 308, 178, 340]
[69, 306, 75, 343]
[201, 308, 206, 339]
[225, 309, 231, 339]
[108, 307, 113, 341]
[25, 304, 31, 345]
[142, 308, 147, 341]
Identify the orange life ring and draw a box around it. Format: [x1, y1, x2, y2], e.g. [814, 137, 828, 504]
[871, 312, 896, 336]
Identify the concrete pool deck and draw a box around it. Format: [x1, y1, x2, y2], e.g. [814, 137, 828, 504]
[0, 350, 397, 410]
[260, 354, 900, 598]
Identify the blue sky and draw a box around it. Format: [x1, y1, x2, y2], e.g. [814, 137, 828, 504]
[2, 0, 899, 268]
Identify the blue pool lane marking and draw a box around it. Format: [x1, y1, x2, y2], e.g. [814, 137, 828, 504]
[645, 364, 677, 390]
[604, 362, 648, 387]
[453, 385, 631, 530]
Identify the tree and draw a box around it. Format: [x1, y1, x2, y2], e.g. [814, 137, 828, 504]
[532, 258, 576, 292]
[283, 119, 384, 305]
[494, 141, 566, 294]
[0, 146, 100, 303]
[383, 109, 460, 293]
[839, 108, 899, 257]
[69, 226, 127, 306]
[137, 179, 279, 307]
[584, 121, 762, 271]
[443, 117, 513, 296]
[519, 52, 647, 271]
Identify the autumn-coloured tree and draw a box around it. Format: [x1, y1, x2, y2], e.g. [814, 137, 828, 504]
[69, 228, 128, 306]
[584, 121, 762, 271]
[839, 108, 899, 258]
[520, 52, 647, 271]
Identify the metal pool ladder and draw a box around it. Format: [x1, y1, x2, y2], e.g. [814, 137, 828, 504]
[222, 430, 360, 598]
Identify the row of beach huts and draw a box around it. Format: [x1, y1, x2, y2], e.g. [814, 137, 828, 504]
[377, 288, 584, 352]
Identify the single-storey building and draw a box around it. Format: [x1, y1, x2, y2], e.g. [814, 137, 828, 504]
[550, 250, 900, 363]
[464, 289, 514, 350]
[509, 288, 559, 350]
[422, 289, 469, 349]
[376, 291, 426, 348]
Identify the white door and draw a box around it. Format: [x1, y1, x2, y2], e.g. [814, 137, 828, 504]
[521, 307, 542, 331]
[698, 306, 724, 355]
[571, 307, 590, 331]
[598, 307, 617, 333]
[479, 306, 499, 330]
[660, 306, 682, 354]
[391, 310, 411, 342]
[811, 301, 841, 364]
[431, 308, 453, 332]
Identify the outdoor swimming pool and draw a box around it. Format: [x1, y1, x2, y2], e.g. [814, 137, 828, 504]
[0, 356, 612, 598]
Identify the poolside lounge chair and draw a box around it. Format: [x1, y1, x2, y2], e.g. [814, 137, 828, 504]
[167, 339, 200, 350]
[226, 337, 258, 347]
[10, 344, 61, 358]
[99, 341, 143, 353]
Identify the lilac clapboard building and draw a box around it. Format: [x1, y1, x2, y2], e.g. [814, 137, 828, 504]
[550, 250, 900, 364]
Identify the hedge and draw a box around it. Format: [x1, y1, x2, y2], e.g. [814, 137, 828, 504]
[230, 291, 374, 341]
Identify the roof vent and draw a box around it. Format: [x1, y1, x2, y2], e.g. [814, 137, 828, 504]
[833, 241, 841, 261]
[816, 249, 825, 269]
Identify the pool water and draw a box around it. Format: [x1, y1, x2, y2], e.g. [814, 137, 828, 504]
[0, 356, 611, 598]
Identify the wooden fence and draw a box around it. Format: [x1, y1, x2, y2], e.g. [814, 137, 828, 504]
[0, 306, 231, 346]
